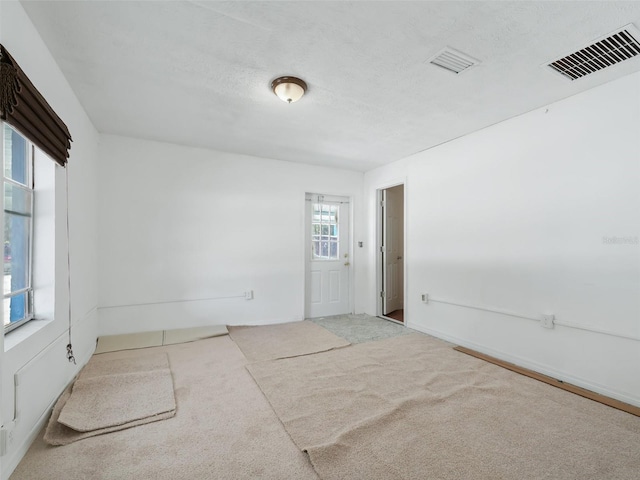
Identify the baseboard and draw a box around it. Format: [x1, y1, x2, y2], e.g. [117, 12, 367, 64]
[2, 399, 55, 480]
[407, 322, 640, 409]
[2, 346, 90, 480]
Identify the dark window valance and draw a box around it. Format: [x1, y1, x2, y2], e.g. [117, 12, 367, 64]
[0, 44, 72, 167]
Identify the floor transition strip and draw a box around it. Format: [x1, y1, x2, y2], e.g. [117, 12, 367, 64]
[454, 346, 640, 417]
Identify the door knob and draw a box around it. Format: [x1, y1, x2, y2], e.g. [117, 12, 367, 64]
[344, 262, 351, 266]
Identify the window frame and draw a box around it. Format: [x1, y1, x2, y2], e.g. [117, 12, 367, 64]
[3, 123, 35, 334]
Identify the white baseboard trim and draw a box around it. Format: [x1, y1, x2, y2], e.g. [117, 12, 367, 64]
[2, 399, 56, 480]
[407, 322, 640, 409]
[2, 308, 96, 480]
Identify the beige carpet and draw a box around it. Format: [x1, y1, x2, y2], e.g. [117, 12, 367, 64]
[247, 333, 640, 480]
[227, 320, 350, 361]
[42, 385, 176, 447]
[11, 336, 318, 480]
[45, 353, 176, 445]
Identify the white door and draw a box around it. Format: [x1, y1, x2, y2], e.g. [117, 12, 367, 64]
[306, 194, 350, 318]
[382, 185, 404, 315]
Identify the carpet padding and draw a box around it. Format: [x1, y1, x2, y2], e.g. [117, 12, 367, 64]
[228, 320, 350, 361]
[94, 331, 164, 354]
[247, 333, 640, 480]
[45, 353, 176, 445]
[163, 325, 228, 345]
[95, 325, 228, 354]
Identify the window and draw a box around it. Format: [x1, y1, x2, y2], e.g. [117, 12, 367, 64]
[1, 44, 72, 337]
[311, 202, 340, 260]
[3, 124, 34, 333]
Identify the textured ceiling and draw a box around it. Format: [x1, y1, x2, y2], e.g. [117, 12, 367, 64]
[20, 1, 640, 171]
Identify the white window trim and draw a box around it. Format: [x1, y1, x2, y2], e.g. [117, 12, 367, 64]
[3, 124, 35, 334]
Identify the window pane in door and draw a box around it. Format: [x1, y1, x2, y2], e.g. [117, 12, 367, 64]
[330, 242, 338, 258]
[312, 202, 340, 260]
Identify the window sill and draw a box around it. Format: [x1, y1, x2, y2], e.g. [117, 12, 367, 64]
[4, 318, 53, 353]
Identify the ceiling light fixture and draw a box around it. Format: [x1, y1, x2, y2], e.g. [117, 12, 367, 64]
[271, 76, 307, 103]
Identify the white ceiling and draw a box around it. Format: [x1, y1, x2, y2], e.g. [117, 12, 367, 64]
[21, 1, 640, 172]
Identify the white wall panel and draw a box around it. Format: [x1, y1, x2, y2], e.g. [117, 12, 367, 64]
[363, 71, 640, 406]
[97, 135, 363, 334]
[329, 270, 340, 303]
[0, 3, 100, 477]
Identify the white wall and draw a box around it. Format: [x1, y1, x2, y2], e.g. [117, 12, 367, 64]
[0, 2, 99, 478]
[97, 135, 364, 335]
[1, 3, 636, 476]
[363, 71, 640, 406]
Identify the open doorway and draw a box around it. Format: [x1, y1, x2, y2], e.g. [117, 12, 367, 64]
[377, 184, 404, 323]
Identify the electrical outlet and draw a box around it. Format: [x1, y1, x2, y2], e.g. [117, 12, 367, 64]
[541, 314, 555, 329]
[421, 293, 429, 304]
[0, 421, 15, 456]
[244, 290, 253, 300]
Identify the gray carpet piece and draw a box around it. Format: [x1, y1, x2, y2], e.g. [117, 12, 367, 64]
[309, 313, 412, 344]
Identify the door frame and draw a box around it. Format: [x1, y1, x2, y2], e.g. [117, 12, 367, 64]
[376, 182, 406, 324]
[304, 192, 355, 319]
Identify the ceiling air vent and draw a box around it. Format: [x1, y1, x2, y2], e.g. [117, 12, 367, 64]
[428, 47, 480, 75]
[547, 24, 640, 80]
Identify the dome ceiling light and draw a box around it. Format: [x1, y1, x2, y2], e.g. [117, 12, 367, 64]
[271, 76, 307, 103]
